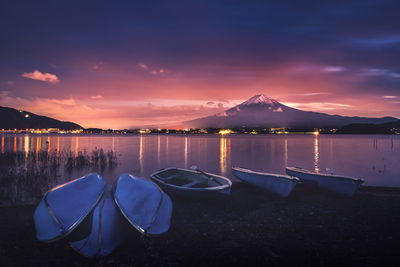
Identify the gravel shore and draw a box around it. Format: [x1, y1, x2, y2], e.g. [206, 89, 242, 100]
[1, 183, 400, 266]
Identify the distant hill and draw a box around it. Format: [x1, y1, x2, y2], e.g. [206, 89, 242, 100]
[337, 120, 400, 134]
[0, 106, 83, 130]
[380, 120, 400, 129]
[184, 94, 398, 128]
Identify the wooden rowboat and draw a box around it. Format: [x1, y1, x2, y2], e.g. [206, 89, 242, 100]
[232, 167, 299, 197]
[286, 166, 364, 197]
[69, 184, 126, 257]
[114, 173, 173, 235]
[150, 167, 232, 199]
[33, 173, 105, 242]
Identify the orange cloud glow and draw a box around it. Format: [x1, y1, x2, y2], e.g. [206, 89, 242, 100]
[6, 60, 399, 129]
[21, 70, 59, 84]
[138, 63, 148, 70]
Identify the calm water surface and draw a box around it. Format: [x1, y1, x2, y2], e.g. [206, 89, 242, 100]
[2, 133, 400, 187]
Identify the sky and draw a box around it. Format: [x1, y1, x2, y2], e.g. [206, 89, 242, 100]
[1, 0, 399, 129]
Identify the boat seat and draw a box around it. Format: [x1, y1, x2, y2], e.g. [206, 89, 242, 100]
[161, 174, 181, 181]
[182, 180, 202, 188]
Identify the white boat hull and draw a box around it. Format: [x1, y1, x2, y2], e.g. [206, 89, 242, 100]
[232, 167, 299, 197]
[286, 167, 364, 197]
[114, 174, 173, 235]
[150, 167, 232, 199]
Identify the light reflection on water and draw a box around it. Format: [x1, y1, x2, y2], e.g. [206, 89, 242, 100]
[13, 135, 17, 152]
[74, 135, 78, 157]
[220, 136, 226, 175]
[184, 137, 188, 168]
[139, 134, 144, 176]
[157, 135, 161, 166]
[219, 136, 231, 176]
[314, 135, 319, 173]
[284, 138, 288, 166]
[24, 135, 29, 160]
[56, 135, 60, 156]
[1, 133, 400, 187]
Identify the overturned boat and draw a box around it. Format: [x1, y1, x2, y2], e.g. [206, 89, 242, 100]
[150, 166, 232, 199]
[286, 167, 364, 197]
[33, 173, 105, 242]
[232, 167, 299, 197]
[69, 184, 126, 257]
[114, 173, 173, 235]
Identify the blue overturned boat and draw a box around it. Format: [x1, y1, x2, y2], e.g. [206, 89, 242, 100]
[33, 173, 105, 242]
[114, 173, 173, 235]
[286, 166, 364, 197]
[232, 167, 299, 197]
[150, 166, 232, 199]
[69, 184, 126, 257]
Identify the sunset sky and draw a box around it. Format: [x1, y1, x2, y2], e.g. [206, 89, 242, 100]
[1, 1, 399, 129]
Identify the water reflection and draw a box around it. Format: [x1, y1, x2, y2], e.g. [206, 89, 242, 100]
[166, 135, 169, 164]
[18, 135, 23, 152]
[314, 135, 319, 173]
[220, 136, 230, 176]
[184, 137, 188, 168]
[391, 137, 394, 151]
[0, 134, 399, 188]
[284, 138, 288, 166]
[329, 138, 333, 167]
[157, 135, 161, 165]
[24, 135, 29, 157]
[46, 136, 50, 154]
[74, 135, 79, 157]
[373, 138, 378, 151]
[36, 135, 41, 159]
[139, 134, 144, 176]
[13, 135, 17, 152]
[56, 136, 60, 156]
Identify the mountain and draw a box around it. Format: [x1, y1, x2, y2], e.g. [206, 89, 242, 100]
[336, 123, 393, 134]
[0, 106, 83, 130]
[380, 119, 400, 129]
[337, 120, 400, 134]
[184, 94, 398, 128]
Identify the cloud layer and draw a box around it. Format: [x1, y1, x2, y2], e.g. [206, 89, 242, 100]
[21, 70, 59, 84]
[1, 1, 400, 127]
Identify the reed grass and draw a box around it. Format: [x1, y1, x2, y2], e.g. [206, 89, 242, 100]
[0, 148, 118, 206]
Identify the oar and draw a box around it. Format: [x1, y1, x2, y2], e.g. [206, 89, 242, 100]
[190, 165, 224, 186]
[326, 168, 334, 175]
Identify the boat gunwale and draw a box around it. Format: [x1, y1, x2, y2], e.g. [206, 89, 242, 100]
[39, 173, 105, 243]
[232, 167, 300, 182]
[150, 167, 232, 192]
[113, 174, 170, 236]
[286, 166, 364, 183]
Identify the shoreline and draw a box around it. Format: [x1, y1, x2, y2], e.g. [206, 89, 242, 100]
[2, 132, 400, 135]
[1, 183, 400, 266]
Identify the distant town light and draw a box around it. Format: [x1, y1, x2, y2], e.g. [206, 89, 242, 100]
[139, 129, 150, 134]
[219, 129, 232, 135]
[24, 114, 29, 118]
[313, 131, 320, 135]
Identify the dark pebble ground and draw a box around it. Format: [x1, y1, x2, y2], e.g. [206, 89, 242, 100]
[1, 183, 400, 267]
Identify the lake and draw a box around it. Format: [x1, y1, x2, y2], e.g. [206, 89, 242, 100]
[2, 133, 399, 188]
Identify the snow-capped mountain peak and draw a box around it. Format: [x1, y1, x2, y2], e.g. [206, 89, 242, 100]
[184, 92, 398, 128]
[240, 94, 277, 106]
